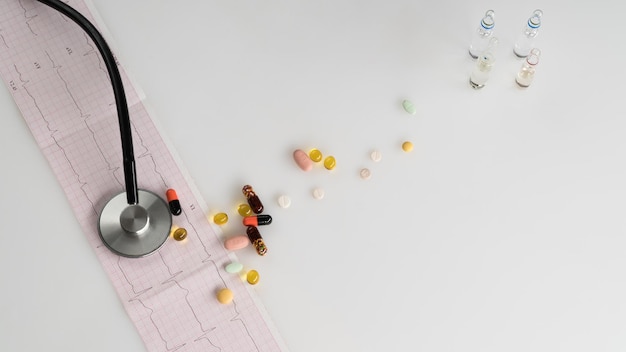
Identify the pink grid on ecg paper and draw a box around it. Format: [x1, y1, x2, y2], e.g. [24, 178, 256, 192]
[0, 1, 286, 351]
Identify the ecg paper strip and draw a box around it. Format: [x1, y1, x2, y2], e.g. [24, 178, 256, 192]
[0, 1, 287, 351]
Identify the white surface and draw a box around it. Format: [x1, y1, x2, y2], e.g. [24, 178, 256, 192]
[2, 0, 626, 351]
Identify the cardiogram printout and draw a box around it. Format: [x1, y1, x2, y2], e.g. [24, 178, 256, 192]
[0, 1, 287, 351]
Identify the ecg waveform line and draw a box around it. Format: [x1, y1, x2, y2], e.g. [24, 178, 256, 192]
[0, 30, 8, 48]
[0, 1, 286, 351]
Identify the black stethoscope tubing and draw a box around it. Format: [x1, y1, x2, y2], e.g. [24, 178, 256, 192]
[36, 0, 139, 205]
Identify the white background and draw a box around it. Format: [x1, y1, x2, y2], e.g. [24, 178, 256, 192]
[1, 0, 626, 351]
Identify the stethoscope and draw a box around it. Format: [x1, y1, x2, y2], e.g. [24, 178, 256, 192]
[37, 0, 173, 258]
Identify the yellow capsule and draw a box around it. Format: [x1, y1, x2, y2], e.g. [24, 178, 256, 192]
[309, 148, 323, 162]
[402, 141, 413, 152]
[216, 288, 234, 304]
[323, 156, 336, 170]
[213, 212, 229, 225]
[246, 270, 260, 285]
[172, 228, 187, 241]
[237, 204, 252, 217]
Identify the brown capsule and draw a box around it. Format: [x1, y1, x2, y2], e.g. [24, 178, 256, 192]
[242, 185, 264, 214]
[246, 226, 267, 256]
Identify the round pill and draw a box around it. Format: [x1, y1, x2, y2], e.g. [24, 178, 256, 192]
[213, 212, 228, 225]
[224, 235, 250, 251]
[277, 195, 291, 208]
[323, 156, 336, 170]
[402, 141, 413, 152]
[402, 99, 417, 115]
[225, 262, 244, 274]
[172, 228, 187, 241]
[237, 204, 252, 217]
[216, 288, 234, 304]
[360, 168, 371, 180]
[312, 188, 325, 200]
[370, 150, 382, 162]
[293, 149, 313, 172]
[309, 148, 323, 162]
[246, 270, 260, 285]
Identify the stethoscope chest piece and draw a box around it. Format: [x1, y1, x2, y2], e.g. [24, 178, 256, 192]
[98, 190, 172, 258]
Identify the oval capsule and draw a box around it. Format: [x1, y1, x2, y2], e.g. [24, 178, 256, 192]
[309, 148, 323, 162]
[246, 226, 267, 256]
[172, 228, 187, 241]
[246, 270, 260, 285]
[237, 204, 252, 217]
[243, 214, 272, 226]
[242, 185, 264, 214]
[166, 189, 182, 216]
[293, 149, 313, 172]
[213, 212, 228, 225]
[223, 235, 250, 251]
[323, 156, 336, 170]
[402, 99, 417, 115]
[225, 262, 244, 274]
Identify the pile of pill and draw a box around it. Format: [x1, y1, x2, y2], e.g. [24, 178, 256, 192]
[400, 100, 416, 153]
[293, 148, 336, 171]
[217, 262, 263, 304]
[170, 94, 422, 306]
[215, 184, 278, 303]
[221, 185, 273, 257]
[165, 187, 260, 304]
[224, 261, 261, 285]
[292, 147, 341, 200]
[165, 188, 188, 241]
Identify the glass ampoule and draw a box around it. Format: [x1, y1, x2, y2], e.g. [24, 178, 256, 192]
[514, 10, 543, 58]
[469, 10, 495, 59]
[516, 48, 541, 87]
[470, 37, 498, 89]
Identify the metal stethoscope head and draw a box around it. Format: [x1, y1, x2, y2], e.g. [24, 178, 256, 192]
[99, 190, 172, 258]
[38, 0, 172, 257]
